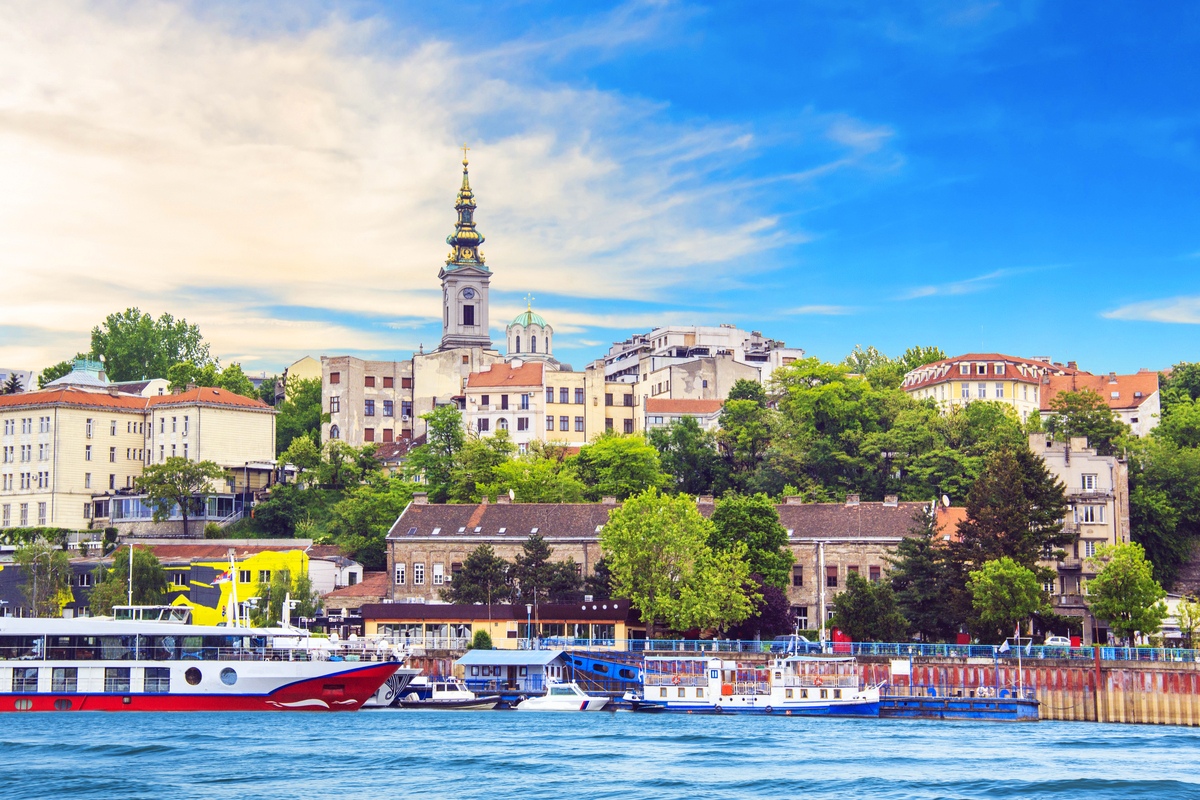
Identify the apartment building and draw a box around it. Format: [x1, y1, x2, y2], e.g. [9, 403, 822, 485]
[644, 398, 724, 432]
[321, 357, 416, 447]
[1041, 370, 1161, 438]
[901, 353, 1083, 421]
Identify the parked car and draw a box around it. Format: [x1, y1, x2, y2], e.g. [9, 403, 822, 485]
[770, 634, 822, 654]
[1044, 635, 1072, 647]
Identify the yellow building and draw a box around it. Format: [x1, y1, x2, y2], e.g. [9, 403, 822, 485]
[900, 353, 1083, 422]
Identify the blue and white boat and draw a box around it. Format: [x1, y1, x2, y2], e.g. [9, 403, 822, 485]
[639, 655, 880, 716]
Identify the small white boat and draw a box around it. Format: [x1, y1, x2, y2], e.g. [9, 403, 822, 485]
[516, 681, 609, 712]
[398, 677, 500, 710]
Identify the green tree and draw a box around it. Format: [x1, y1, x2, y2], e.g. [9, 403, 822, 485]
[1043, 389, 1129, 456]
[649, 416, 727, 496]
[1125, 436, 1200, 586]
[16, 541, 73, 617]
[481, 454, 587, 503]
[406, 405, 465, 502]
[708, 493, 794, 589]
[469, 629, 494, 650]
[319, 440, 363, 490]
[327, 479, 419, 569]
[831, 571, 909, 642]
[584, 556, 614, 601]
[1086, 542, 1168, 644]
[1156, 396, 1200, 450]
[215, 362, 257, 399]
[276, 377, 323, 454]
[252, 483, 307, 538]
[2, 373, 24, 394]
[440, 544, 510, 605]
[897, 346, 947, 372]
[167, 361, 219, 392]
[249, 569, 320, 626]
[508, 533, 579, 605]
[90, 308, 213, 382]
[448, 432, 515, 502]
[574, 432, 666, 500]
[135, 458, 226, 539]
[727, 379, 767, 406]
[888, 510, 957, 642]
[279, 435, 322, 486]
[1177, 596, 1200, 648]
[88, 546, 169, 616]
[968, 557, 1046, 644]
[726, 576, 796, 640]
[1160, 362, 1200, 413]
[716, 398, 773, 489]
[600, 488, 754, 636]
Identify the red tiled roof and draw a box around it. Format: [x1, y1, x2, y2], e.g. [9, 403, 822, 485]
[149, 387, 273, 410]
[645, 398, 724, 415]
[1040, 372, 1159, 411]
[144, 544, 307, 561]
[323, 571, 389, 600]
[0, 386, 272, 412]
[466, 361, 544, 388]
[902, 353, 1084, 391]
[305, 544, 349, 559]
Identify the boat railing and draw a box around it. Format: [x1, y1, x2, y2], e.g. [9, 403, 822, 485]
[0, 644, 396, 663]
[778, 675, 859, 689]
[645, 674, 706, 687]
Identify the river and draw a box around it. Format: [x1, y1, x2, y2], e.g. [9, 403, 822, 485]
[2, 711, 1197, 799]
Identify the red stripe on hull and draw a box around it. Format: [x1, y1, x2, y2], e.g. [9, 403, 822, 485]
[1, 662, 398, 712]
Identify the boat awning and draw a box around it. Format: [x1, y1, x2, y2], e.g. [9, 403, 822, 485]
[455, 649, 565, 668]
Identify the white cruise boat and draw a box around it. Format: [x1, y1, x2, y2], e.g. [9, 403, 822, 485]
[397, 676, 500, 710]
[640, 655, 880, 716]
[516, 681, 609, 712]
[0, 607, 400, 712]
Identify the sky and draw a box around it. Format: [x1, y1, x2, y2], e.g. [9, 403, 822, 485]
[1, 0, 1198, 378]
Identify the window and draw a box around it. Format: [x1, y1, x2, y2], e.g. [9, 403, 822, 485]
[463, 304, 475, 326]
[37, 502, 45, 526]
[104, 667, 131, 693]
[329, 425, 340, 439]
[109, 446, 116, 463]
[1082, 474, 1097, 491]
[795, 606, 809, 629]
[498, 418, 509, 431]
[239, 570, 251, 584]
[1084, 540, 1097, 558]
[575, 388, 584, 404]
[414, 563, 425, 585]
[383, 400, 394, 417]
[560, 416, 569, 431]
[394, 563, 406, 585]
[977, 383, 987, 399]
[401, 401, 412, 419]
[826, 566, 838, 588]
[560, 388, 569, 404]
[462, 355, 469, 364]
[144, 668, 171, 694]
[383, 376, 394, 389]
[52, 667, 77, 693]
[575, 417, 585, 432]
[531, 336, 537, 353]
[365, 376, 376, 388]
[111, 420, 117, 436]
[383, 429, 394, 443]
[433, 563, 445, 585]
[792, 566, 803, 587]
[517, 417, 529, 431]
[19, 503, 28, 526]
[365, 399, 375, 417]
[961, 383, 970, 399]
[182, 416, 189, 435]
[869, 565, 882, 582]
[605, 418, 613, 430]
[623, 394, 634, 407]
[959, 364, 969, 375]
[108, 475, 115, 490]
[171, 417, 177, 432]
[1079, 505, 1104, 524]
[12, 667, 38, 693]
[546, 387, 554, 403]
[170, 572, 187, 588]
[364, 428, 375, 443]
[623, 419, 634, 434]
[481, 394, 490, 408]
[515, 335, 521, 353]
[702, 379, 709, 389]
[329, 371, 340, 384]
[402, 377, 413, 389]
[85, 445, 92, 461]
[159, 445, 165, 460]
[995, 383, 1005, 398]
[848, 565, 859, 576]
[84, 473, 91, 489]
[520, 394, 530, 411]
[1, 505, 8, 527]
[258, 570, 271, 583]
[479, 418, 490, 432]
[182, 443, 188, 460]
[546, 417, 554, 431]
[160, 417, 165, 434]
[605, 393, 613, 406]
[501, 395, 509, 410]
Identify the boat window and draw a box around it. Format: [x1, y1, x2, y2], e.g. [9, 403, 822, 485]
[12, 667, 38, 693]
[659, 688, 668, 698]
[145, 668, 171, 693]
[54, 699, 72, 711]
[220, 668, 238, 686]
[52, 668, 77, 693]
[696, 688, 704, 698]
[550, 686, 575, 696]
[104, 668, 131, 693]
[185, 667, 203, 686]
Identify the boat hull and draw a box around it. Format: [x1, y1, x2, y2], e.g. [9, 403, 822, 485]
[640, 699, 880, 716]
[516, 696, 609, 712]
[396, 697, 501, 710]
[0, 662, 399, 712]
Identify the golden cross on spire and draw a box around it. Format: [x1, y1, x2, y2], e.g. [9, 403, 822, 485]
[461, 143, 470, 162]
[525, 293, 534, 311]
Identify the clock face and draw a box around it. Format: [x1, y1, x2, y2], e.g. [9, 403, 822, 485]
[463, 288, 476, 299]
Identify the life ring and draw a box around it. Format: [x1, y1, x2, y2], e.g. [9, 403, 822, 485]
[764, 706, 773, 715]
[713, 704, 722, 714]
[814, 677, 823, 687]
[671, 675, 682, 686]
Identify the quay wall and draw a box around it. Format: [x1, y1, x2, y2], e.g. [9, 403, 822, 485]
[858, 657, 1200, 726]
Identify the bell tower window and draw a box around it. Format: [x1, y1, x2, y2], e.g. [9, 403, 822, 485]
[463, 305, 475, 326]
[531, 336, 537, 353]
[515, 335, 521, 353]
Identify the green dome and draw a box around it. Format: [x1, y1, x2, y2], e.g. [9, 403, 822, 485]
[511, 309, 548, 328]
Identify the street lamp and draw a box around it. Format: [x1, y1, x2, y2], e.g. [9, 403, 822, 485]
[526, 603, 533, 649]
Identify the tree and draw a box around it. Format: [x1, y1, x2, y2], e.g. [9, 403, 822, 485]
[648, 416, 727, 496]
[135, 458, 226, 539]
[2, 373, 23, 394]
[708, 493, 794, 589]
[1044, 389, 1129, 456]
[15, 541, 72, 617]
[1178, 596, 1200, 648]
[508, 533, 583, 604]
[1086, 542, 1168, 644]
[600, 488, 754, 636]
[167, 361, 219, 392]
[252, 483, 307, 538]
[968, 557, 1046, 644]
[279, 435, 322, 486]
[469, 630, 494, 650]
[276, 377, 323, 454]
[216, 363, 257, 399]
[574, 433, 666, 500]
[90, 308, 213, 382]
[1160, 361, 1200, 413]
[1156, 395, 1200, 450]
[440, 544, 510, 605]
[584, 556, 614, 601]
[897, 346, 947, 373]
[38, 359, 77, 388]
[326, 479, 419, 569]
[481, 455, 587, 503]
[449, 432, 515, 502]
[831, 572, 908, 642]
[406, 405, 465, 502]
[716, 398, 773, 490]
[725, 576, 796, 640]
[727, 379, 767, 406]
[319, 440, 363, 490]
[88, 546, 169, 616]
[888, 509, 957, 642]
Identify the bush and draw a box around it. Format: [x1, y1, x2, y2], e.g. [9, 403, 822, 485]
[204, 522, 222, 539]
[468, 630, 494, 650]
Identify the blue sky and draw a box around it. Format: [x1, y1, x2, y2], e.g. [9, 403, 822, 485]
[2, 1, 1198, 376]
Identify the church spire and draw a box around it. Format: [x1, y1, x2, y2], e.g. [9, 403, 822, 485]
[445, 145, 488, 271]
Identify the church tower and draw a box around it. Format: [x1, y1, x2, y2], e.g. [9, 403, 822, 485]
[438, 150, 493, 351]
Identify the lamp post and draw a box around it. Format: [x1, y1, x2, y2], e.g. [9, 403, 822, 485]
[526, 603, 533, 649]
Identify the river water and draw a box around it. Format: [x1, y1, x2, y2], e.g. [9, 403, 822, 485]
[3, 711, 1197, 799]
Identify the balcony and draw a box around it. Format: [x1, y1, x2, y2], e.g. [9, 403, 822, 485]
[1054, 594, 1087, 609]
[1057, 557, 1082, 571]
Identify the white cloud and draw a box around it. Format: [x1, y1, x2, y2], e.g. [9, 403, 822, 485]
[1103, 296, 1200, 325]
[783, 304, 858, 316]
[0, 1, 892, 373]
[902, 267, 1037, 299]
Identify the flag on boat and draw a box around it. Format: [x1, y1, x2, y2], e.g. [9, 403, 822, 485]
[213, 570, 232, 584]
[998, 640, 1011, 653]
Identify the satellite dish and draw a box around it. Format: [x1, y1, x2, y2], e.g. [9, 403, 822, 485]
[508, 489, 516, 502]
[941, 494, 951, 507]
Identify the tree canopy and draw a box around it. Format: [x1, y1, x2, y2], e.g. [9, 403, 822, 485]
[1043, 389, 1129, 456]
[831, 572, 908, 642]
[968, 557, 1046, 644]
[16, 541, 73, 617]
[574, 433, 666, 500]
[708, 493, 794, 590]
[88, 546, 169, 615]
[1086, 542, 1167, 643]
[135, 458, 226, 539]
[90, 307, 213, 382]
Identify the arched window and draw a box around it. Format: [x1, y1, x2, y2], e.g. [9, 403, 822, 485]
[329, 425, 340, 440]
[498, 418, 509, 431]
[531, 336, 537, 353]
[515, 335, 521, 353]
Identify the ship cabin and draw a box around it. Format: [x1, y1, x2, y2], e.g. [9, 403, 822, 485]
[455, 649, 570, 697]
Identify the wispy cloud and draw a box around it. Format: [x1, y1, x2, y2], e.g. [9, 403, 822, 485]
[1104, 296, 1200, 325]
[901, 267, 1040, 300]
[783, 304, 858, 316]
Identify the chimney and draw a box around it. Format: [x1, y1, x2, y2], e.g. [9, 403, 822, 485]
[186, 383, 197, 391]
[845, 494, 860, 507]
[1067, 361, 1078, 370]
[784, 495, 804, 505]
[107, 386, 120, 397]
[496, 494, 511, 505]
[883, 495, 898, 507]
[1108, 372, 1118, 383]
[479, 496, 488, 506]
[696, 495, 715, 506]
[413, 492, 429, 505]
[601, 496, 618, 505]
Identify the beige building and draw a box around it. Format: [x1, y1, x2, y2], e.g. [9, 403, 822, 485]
[463, 360, 591, 451]
[1030, 433, 1130, 643]
[644, 398, 724, 433]
[902, 353, 1083, 421]
[0, 383, 277, 532]
[322, 356, 416, 446]
[1041, 371, 1161, 438]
